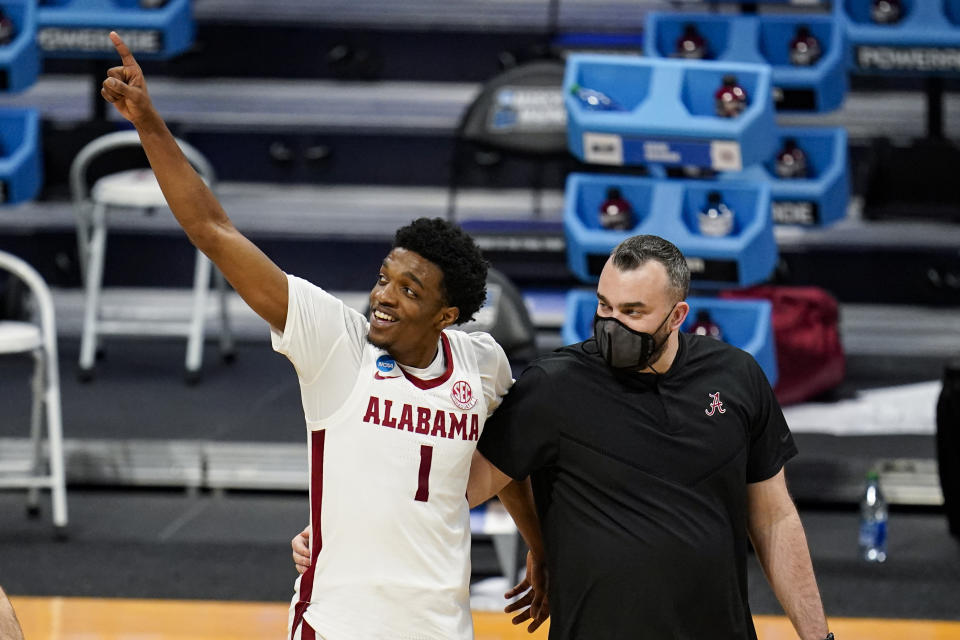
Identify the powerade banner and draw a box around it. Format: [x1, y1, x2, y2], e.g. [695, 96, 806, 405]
[857, 46, 960, 73]
[772, 200, 819, 226]
[38, 27, 164, 54]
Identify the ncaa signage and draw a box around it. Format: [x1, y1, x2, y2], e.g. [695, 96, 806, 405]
[376, 355, 396, 373]
[460, 60, 568, 156]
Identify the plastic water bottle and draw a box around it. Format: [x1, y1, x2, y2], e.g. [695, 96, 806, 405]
[697, 191, 735, 237]
[674, 23, 709, 60]
[714, 74, 748, 118]
[774, 138, 810, 179]
[858, 470, 888, 563]
[871, 0, 902, 24]
[688, 310, 723, 341]
[598, 187, 634, 231]
[569, 84, 626, 111]
[0, 9, 16, 46]
[789, 25, 822, 67]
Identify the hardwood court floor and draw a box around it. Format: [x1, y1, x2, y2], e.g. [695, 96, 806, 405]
[10, 597, 960, 640]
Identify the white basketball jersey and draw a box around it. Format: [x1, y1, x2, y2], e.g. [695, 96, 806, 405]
[292, 330, 491, 640]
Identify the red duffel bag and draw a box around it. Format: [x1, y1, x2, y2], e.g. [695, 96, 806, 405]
[721, 286, 845, 406]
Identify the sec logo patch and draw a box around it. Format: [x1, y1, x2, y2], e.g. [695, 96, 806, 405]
[451, 380, 478, 410]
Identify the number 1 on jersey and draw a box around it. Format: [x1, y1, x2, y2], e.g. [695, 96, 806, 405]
[415, 444, 433, 502]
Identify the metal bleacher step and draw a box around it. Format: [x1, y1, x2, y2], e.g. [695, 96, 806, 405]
[0, 75, 478, 133]
[8, 75, 960, 141]
[191, 0, 654, 31]
[191, 0, 643, 30]
[0, 182, 569, 290]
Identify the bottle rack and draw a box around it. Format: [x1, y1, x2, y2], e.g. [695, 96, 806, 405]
[711, 126, 849, 227]
[644, 13, 847, 112]
[682, 296, 777, 384]
[838, 0, 960, 74]
[563, 54, 776, 172]
[0, 0, 39, 93]
[561, 290, 778, 384]
[563, 172, 776, 288]
[0, 108, 42, 205]
[37, 0, 193, 60]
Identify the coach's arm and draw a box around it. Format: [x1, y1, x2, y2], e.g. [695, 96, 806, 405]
[747, 468, 830, 640]
[468, 451, 549, 631]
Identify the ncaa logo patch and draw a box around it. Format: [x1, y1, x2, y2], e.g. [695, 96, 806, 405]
[376, 355, 396, 373]
[451, 380, 478, 410]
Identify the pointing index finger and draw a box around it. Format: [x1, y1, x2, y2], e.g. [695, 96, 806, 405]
[109, 31, 137, 66]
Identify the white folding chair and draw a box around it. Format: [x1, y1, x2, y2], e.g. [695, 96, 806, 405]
[0, 250, 67, 536]
[69, 131, 234, 384]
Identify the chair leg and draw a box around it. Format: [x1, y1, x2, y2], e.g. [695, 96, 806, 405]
[45, 361, 68, 532]
[79, 203, 108, 378]
[26, 349, 45, 515]
[185, 248, 212, 382]
[492, 531, 522, 586]
[75, 202, 93, 286]
[216, 269, 235, 363]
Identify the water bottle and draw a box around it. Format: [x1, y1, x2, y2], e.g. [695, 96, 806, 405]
[688, 310, 723, 341]
[569, 84, 626, 112]
[774, 138, 810, 180]
[674, 23, 709, 60]
[598, 187, 634, 231]
[871, 0, 902, 24]
[697, 191, 735, 237]
[0, 9, 16, 47]
[714, 74, 748, 119]
[858, 470, 888, 563]
[788, 25, 822, 67]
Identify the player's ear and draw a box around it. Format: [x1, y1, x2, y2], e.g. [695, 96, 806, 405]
[436, 305, 460, 330]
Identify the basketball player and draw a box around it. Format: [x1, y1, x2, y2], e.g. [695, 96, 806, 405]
[100, 33, 546, 639]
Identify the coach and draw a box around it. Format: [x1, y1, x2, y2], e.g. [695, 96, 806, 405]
[469, 235, 832, 640]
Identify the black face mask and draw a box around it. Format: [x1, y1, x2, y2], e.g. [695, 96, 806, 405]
[592, 305, 676, 372]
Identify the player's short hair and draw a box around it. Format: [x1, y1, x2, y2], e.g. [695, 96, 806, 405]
[611, 235, 690, 303]
[393, 218, 488, 324]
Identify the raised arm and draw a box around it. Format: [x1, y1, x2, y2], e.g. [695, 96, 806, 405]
[747, 469, 830, 640]
[100, 32, 288, 332]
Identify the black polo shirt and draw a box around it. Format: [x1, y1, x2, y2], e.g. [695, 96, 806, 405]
[477, 332, 797, 640]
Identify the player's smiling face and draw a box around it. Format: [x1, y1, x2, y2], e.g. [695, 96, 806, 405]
[367, 247, 458, 367]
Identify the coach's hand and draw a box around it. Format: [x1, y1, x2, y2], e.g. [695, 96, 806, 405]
[292, 526, 311, 575]
[504, 550, 549, 633]
[101, 31, 157, 126]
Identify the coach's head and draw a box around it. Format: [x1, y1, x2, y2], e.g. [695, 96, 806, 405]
[367, 218, 488, 367]
[594, 235, 691, 374]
